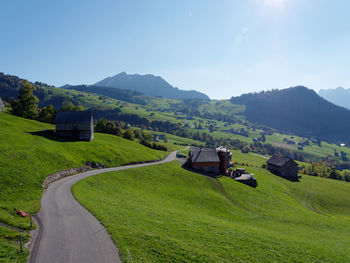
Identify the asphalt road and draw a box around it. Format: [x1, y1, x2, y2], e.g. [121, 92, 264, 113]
[29, 151, 178, 263]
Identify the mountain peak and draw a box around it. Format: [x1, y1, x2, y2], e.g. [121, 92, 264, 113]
[94, 72, 209, 100]
[318, 87, 350, 109]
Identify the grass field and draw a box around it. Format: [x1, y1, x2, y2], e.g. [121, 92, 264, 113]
[74, 159, 350, 262]
[0, 112, 167, 262]
[44, 85, 350, 162]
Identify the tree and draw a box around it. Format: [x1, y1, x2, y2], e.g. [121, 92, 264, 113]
[95, 118, 123, 136]
[61, 101, 84, 111]
[344, 173, 350, 182]
[38, 105, 56, 123]
[329, 168, 339, 180]
[123, 129, 135, 141]
[12, 80, 39, 119]
[95, 118, 107, 132]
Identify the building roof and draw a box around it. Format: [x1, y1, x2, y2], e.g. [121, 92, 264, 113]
[190, 147, 220, 163]
[55, 111, 93, 124]
[0, 98, 4, 107]
[267, 155, 297, 167]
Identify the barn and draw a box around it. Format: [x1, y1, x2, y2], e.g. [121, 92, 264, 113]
[0, 98, 5, 112]
[189, 147, 232, 175]
[267, 155, 298, 178]
[189, 148, 220, 174]
[55, 111, 94, 141]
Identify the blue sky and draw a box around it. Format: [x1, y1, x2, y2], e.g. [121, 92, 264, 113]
[1, 0, 350, 99]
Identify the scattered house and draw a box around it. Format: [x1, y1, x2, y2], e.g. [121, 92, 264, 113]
[283, 138, 296, 145]
[298, 141, 310, 147]
[55, 111, 94, 141]
[189, 148, 220, 174]
[0, 98, 5, 112]
[153, 134, 160, 142]
[153, 134, 166, 142]
[298, 146, 304, 151]
[309, 136, 318, 143]
[222, 128, 249, 137]
[189, 147, 232, 174]
[267, 156, 299, 179]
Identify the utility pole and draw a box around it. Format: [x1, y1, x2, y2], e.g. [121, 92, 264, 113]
[19, 233, 23, 252]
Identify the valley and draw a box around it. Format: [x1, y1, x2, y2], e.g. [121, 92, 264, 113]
[2, 2, 350, 262]
[2, 72, 350, 262]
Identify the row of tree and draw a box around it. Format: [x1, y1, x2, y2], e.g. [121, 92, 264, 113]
[95, 118, 167, 151]
[300, 162, 350, 182]
[11, 81, 84, 123]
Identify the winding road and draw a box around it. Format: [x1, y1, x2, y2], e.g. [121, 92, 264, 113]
[29, 151, 178, 263]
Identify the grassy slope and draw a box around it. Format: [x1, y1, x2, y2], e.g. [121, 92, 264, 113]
[74, 159, 350, 262]
[45, 86, 350, 161]
[0, 112, 167, 262]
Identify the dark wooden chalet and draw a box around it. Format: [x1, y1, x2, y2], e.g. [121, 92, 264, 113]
[55, 111, 94, 141]
[0, 98, 5, 112]
[189, 148, 220, 174]
[189, 147, 232, 174]
[267, 155, 298, 178]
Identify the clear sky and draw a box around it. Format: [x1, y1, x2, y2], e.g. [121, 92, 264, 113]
[1, 0, 350, 99]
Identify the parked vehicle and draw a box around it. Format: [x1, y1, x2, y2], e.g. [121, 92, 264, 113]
[176, 153, 187, 158]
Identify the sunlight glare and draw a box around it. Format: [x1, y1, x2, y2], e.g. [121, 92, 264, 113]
[264, 0, 287, 7]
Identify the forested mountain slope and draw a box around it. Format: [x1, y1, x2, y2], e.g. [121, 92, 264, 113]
[231, 86, 350, 143]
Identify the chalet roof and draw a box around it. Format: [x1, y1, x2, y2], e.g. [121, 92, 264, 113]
[0, 98, 4, 107]
[267, 155, 297, 167]
[55, 111, 93, 124]
[191, 147, 220, 163]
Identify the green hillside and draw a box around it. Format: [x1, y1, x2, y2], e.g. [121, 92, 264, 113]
[74, 160, 350, 262]
[0, 112, 167, 262]
[2, 72, 350, 165]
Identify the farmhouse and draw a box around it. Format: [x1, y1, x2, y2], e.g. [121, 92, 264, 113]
[189, 147, 232, 174]
[0, 98, 5, 112]
[267, 155, 298, 178]
[55, 111, 94, 141]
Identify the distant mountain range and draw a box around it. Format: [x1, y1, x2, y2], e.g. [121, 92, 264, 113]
[5, 70, 350, 144]
[318, 87, 350, 109]
[231, 86, 350, 143]
[94, 72, 209, 100]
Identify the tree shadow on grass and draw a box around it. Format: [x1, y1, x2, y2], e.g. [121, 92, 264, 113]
[27, 130, 77, 143]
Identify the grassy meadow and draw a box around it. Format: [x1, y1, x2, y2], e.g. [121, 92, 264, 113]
[44, 85, 350, 162]
[74, 159, 350, 263]
[0, 112, 167, 262]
